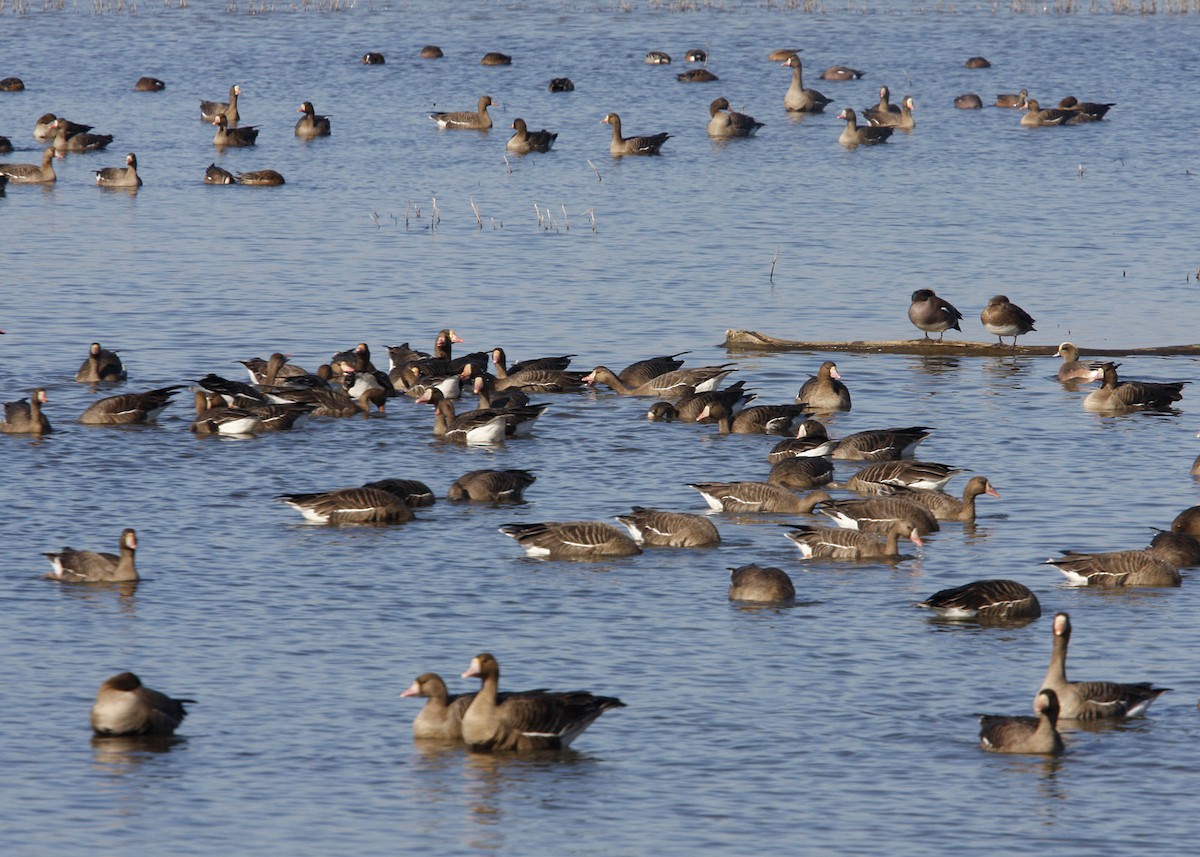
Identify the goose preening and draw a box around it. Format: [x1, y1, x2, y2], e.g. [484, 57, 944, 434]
[294, 101, 331, 138]
[602, 112, 670, 156]
[766, 455, 835, 490]
[784, 520, 922, 560]
[499, 521, 642, 559]
[1020, 99, 1074, 127]
[781, 55, 831, 113]
[698, 401, 806, 436]
[890, 476, 1000, 523]
[34, 113, 91, 140]
[908, 289, 962, 340]
[448, 469, 536, 502]
[817, 496, 940, 535]
[915, 579, 1041, 622]
[836, 108, 892, 146]
[200, 84, 241, 123]
[994, 89, 1028, 108]
[94, 152, 142, 188]
[0, 147, 57, 183]
[1056, 343, 1103, 383]
[846, 460, 962, 494]
[796, 361, 851, 411]
[80, 386, 185, 425]
[1047, 550, 1182, 587]
[277, 487, 414, 524]
[585, 365, 733, 398]
[614, 507, 720, 547]
[401, 673, 472, 740]
[44, 528, 138, 582]
[90, 672, 194, 736]
[76, 342, 126, 382]
[1038, 612, 1171, 719]
[1, 388, 51, 435]
[979, 689, 1063, 756]
[980, 295, 1036, 347]
[690, 482, 830, 514]
[706, 97, 764, 138]
[212, 114, 259, 147]
[507, 118, 557, 153]
[1083, 363, 1187, 412]
[728, 565, 795, 603]
[430, 95, 495, 130]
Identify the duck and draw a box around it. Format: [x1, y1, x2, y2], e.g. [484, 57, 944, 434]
[1083, 362, 1187, 412]
[294, 101, 331, 138]
[507, 118, 556, 153]
[784, 520, 922, 560]
[585, 365, 733, 397]
[448, 469, 536, 502]
[1055, 342, 1103, 383]
[646, 381, 754, 422]
[90, 672, 193, 736]
[44, 528, 137, 582]
[890, 476, 1000, 523]
[548, 77, 574, 92]
[200, 84, 241, 123]
[499, 521, 642, 559]
[75, 342, 126, 382]
[430, 95, 495, 130]
[863, 86, 902, 124]
[0, 147, 56, 183]
[401, 673, 472, 740]
[80, 386, 185, 425]
[728, 565, 795, 602]
[1020, 99, 1074, 127]
[767, 455, 835, 489]
[908, 289, 962, 340]
[50, 117, 113, 152]
[34, 113, 91, 140]
[837, 108, 892, 146]
[277, 486, 414, 524]
[644, 50, 672, 64]
[817, 496, 940, 535]
[677, 68, 718, 83]
[819, 64, 865, 80]
[94, 152, 141, 188]
[1057, 95, 1115, 122]
[361, 52, 385, 64]
[189, 390, 262, 435]
[480, 52, 512, 65]
[954, 93, 983, 109]
[134, 76, 165, 91]
[236, 169, 285, 186]
[916, 579, 1041, 622]
[796, 361, 851, 411]
[419, 46, 443, 59]
[965, 56, 991, 68]
[616, 351, 690, 387]
[868, 95, 915, 130]
[980, 295, 1036, 347]
[689, 482, 830, 514]
[416, 388, 510, 445]
[1, 388, 51, 434]
[846, 460, 962, 494]
[460, 653, 625, 751]
[706, 97, 764, 138]
[979, 689, 1063, 756]
[204, 163, 235, 184]
[685, 49, 707, 62]
[699, 401, 806, 435]
[1046, 550, 1182, 587]
[614, 507, 720, 547]
[994, 88, 1028, 108]
[602, 112, 669, 156]
[1038, 612, 1171, 719]
[781, 55, 831, 113]
[212, 114, 259, 147]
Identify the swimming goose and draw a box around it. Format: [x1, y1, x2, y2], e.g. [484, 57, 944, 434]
[890, 476, 999, 523]
[430, 95, 495, 130]
[90, 672, 193, 736]
[816, 422, 933, 461]
[863, 86, 902, 124]
[994, 89, 1028, 108]
[689, 482, 830, 514]
[706, 97, 764, 138]
[1083, 363, 1187, 412]
[212, 114, 258, 147]
[646, 381, 754, 422]
[294, 101, 331, 138]
[362, 479, 436, 507]
[965, 56, 991, 68]
[94, 152, 142, 188]
[486, 348, 584, 392]
[908, 289, 962, 340]
[1170, 505, 1200, 537]
[781, 55, 831, 113]
[195, 372, 266, 405]
[820, 64, 865, 80]
[401, 673, 472, 740]
[460, 653, 625, 751]
[200, 84, 241, 123]
[1057, 96, 1115, 122]
[796, 361, 851, 411]
[447, 469, 536, 502]
[1145, 529, 1200, 567]
[548, 77, 574, 92]
[236, 169, 284, 186]
[1055, 342, 1103, 383]
[836, 108, 892, 146]
[585, 365, 734, 397]
[817, 496, 939, 535]
[1047, 550, 1181, 587]
[499, 521, 642, 558]
[416, 389, 509, 444]
[728, 565, 795, 602]
[230, 399, 313, 431]
[0, 76, 21, 91]
[0, 147, 56, 183]
[602, 112, 670, 156]
[34, 113, 91, 139]
[784, 520, 922, 560]
[135, 76, 165, 91]
[980, 295, 1036, 346]
[189, 391, 262, 435]
[491, 347, 575, 377]
[480, 52, 511, 65]
[614, 507, 720, 547]
[867, 95, 915, 130]
[420, 46, 444, 59]
[45, 528, 137, 582]
[1038, 612, 1171, 719]
[277, 487, 414, 524]
[916, 579, 1041, 621]
[767, 421, 839, 463]
[204, 163, 235, 184]
[51, 117, 113, 152]
[954, 93, 983, 109]
[76, 342, 126, 382]
[979, 689, 1063, 756]
[1020, 99, 1074, 127]
[846, 461, 962, 494]
[1, 388, 51, 434]
[507, 118, 557, 153]
[677, 68, 718, 83]
[418, 387, 544, 439]
[698, 401, 806, 435]
[472, 373, 527, 408]
[767, 455, 835, 489]
[80, 386, 185, 425]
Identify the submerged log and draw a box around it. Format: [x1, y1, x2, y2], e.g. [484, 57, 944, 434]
[722, 330, 1200, 358]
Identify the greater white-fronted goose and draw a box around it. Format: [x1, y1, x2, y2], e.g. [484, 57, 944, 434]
[1, 388, 51, 435]
[585, 365, 733, 398]
[499, 521, 642, 559]
[1055, 342, 1103, 383]
[602, 112, 669, 156]
[699, 401, 806, 435]
[1047, 550, 1181, 587]
[821, 422, 933, 461]
[50, 117, 112, 152]
[44, 528, 137, 582]
[820, 64, 865, 80]
[277, 487, 414, 524]
[891, 476, 999, 523]
[614, 507, 720, 547]
[867, 95, 915, 130]
[34, 113, 91, 140]
[994, 89, 1028, 108]
[908, 289, 962, 340]
[75, 341, 126, 382]
[863, 86, 902, 124]
[200, 84, 241, 123]
[448, 469, 536, 502]
[685, 48, 706, 62]
[430, 95, 495, 130]
[231, 399, 312, 432]
[618, 351, 689, 386]
[979, 689, 1063, 756]
[706, 97, 764, 138]
[418, 387, 543, 440]
[980, 295, 1035, 346]
[472, 373, 527, 408]
[490, 346, 576, 375]
[401, 672, 471, 740]
[766, 456, 835, 490]
[837, 108, 892, 146]
[548, 77, 574, 92]
[784, 520, 922, 560]
[80, 386, 184, 425]
[1020, 99, 1074, 127]
[1083, 362, 1186, 412]
[817, 496, 940, 535]
[1057, 96, 1115, 122]
[728, 565, 795, 602]
[781, 55, 831, 113]
[204, 163, 235, 184]
[916, 579, 1041, 622]
[1171, 505, 1200, 537]
[1145, 529, 1200, 567]
[846, 461, 962, 495]
[1039, 612, 1171, 719]
[362, 52, 385, 64]
[954, 93, 983, 109]
[363, 478, 436, 507]
[195, 372, 266, 404]
[294, 101, 331, 138]
[507, 118, 556, 153]
[647, 381, 754, 422]
[460, 653, 625, 751]
[135, 76, 165, 91]
[644, 50, 672, 64]
[189, 390, 262, 435]
[0, 76, 24, 91]
[689, 482, 830, 514]
[677, 68, 718, 83]
[236, 169, 284, 186]
[480, 51, 511, 65]
[270, 386, 368, 418]
[767, 421, 839, 463]
[90, 672, 193, 736]
[487, 348, 585, 393]
[240, 352, 308, 387]
[212, 114, 258, 147]
[796, 361, 851, 411]
[0, 147, 57, 183]
[420, 45, 444, 59]
[94, 152, 141, 188]
[965, 56, 991, 68]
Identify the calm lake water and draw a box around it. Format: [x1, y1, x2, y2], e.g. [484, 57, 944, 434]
[3, 2, 1200, 855]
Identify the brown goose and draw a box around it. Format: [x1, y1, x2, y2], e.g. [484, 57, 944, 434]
[614, 508, 720, 547]
[45, 528, 137, 582]
[34, 113, 91, 140]
[460, 653, 625, 751]
[489, 346, 574, 376]
[212, 114, 258, 147]
[1057, 96, 1115, 122]
[867, 95, 915, 130]
[189, 390, 262, 435]
[891, 476, 1000, 523]
[0, 146, 57, 183]
[767, 48, 799, 61]
[820, 64, 865, 80]
[602, 112, 669, 156]
[401, 673, 473, 740]
[706, 97, 764, 138]
[134, 76, 165, 91]
[796, 361, 851, 411]
[548, 77, 574, 92]
[480, 52, 512, 65]
[1171, 505, 1200, 537]
[728, 565, 795, 602]
[487, 348, 585, 393]
[646, 381, 754, 422]
[994, 88, 1028, 108]
[294, 101, 331, 138]
[699, 401, 806, 435]
[204, 163, 235, 184]
[846, 461, 962, 495]
[499, 521, 642, 559]
[51, 117, 113, 152]
[916, 579, 1041, 622]
[767, 421, 839, 463]
[766, 456, 835, 490]
[430, 95, 495, 130]
[781, 55, 831, 113]
[81, 386, 185, 425]
[863, 86, 902, 124]
[1145, 529, 1200, 567]
[689, 483, 830, 514]
[420, 45, 443, 59]
[448, 469, 536, 502]
[618, 351, 689, 386]
[507, 118, 557, 153]
[837, 108, 892, 146]
[1056, 342, 1103, 383]
[677, 67, 717, 83]
[268, 386, 368, 418]
[1038, 612, 1171, 719]
[230, 399, 312, 432]
[1083, 362, 1186, 412]
[980, 295, 1036, 346]
[817, 422, 933, 461]
[979, 689, 1063, 756]
[784, 520, 922, 560]
[954, 93, 983, 109]
[75, 342, 126, 382]
[1047, 550, 1181, 587]
[965, 56, 991, 68]
[585, 365, 734, 398]
[908, 289, 962, 340]
[419, 386, 544, 440]
[817, 496, 939, 535]
[362, 478, 436, 507]
[277, 487, 414, 524]
[240, 352, 307, 386]
[1, 388, 51, 435]
[472, 373, 529, 409]
[90, 672, 193, 736]
[1020, 99, 1074, 127]
[0, 76, 24, 91]
[94, 152, 142, 188]
[200, 84, 241, 123]
[236, 169, 285, 186]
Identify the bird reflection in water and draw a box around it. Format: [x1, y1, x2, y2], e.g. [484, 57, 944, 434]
[91, 733, 184, 773]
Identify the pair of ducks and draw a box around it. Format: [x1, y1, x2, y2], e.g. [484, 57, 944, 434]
[908, 289, 1037, 346]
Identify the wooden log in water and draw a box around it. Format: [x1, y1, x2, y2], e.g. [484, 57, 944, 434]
[722, 330, 1200, 358]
